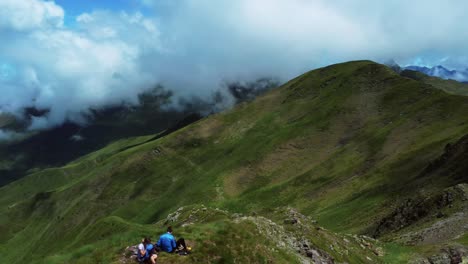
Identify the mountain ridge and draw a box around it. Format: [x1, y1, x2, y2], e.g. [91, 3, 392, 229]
[405, 65, 468, 82]
[1, 60, 468, 263]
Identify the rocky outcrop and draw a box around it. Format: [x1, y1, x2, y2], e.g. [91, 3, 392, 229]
[374, 198, 432, 238]
[410, 246, 468, 264]
[236, 214, 334, 264]
[419, 134, 468, 183]
[373, 184, 468, 237]
[119, 206, 388, 263]
[119, 245, 140, 264]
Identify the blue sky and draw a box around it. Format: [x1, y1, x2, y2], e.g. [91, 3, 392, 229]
[0, 0, 468, 130]
[56, 0, 132, 12]
[55, 0, 151, 25]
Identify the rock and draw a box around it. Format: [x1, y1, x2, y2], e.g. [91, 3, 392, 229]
[424, 247, 468, 264]
[306, 249, 318, 258]
[447, 247, 467, 263]
[374, 183, 468, 239]
[164, 207, 184, 224]
[232, 213, 242, 218]
[119, 245, 138, 264]
[373, 247, 385, 257]
[151, 147, 163, 156]
[302, 247, 335, 263]
[428, 252, 451, 264]
[284, 218, 299, 224]
[409, 259, 431, 264]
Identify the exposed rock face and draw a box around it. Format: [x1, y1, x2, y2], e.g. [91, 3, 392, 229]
[164, 206, 184, 224]
[374, 198, 430, 237]
[236, 215, 334, 264]
[119, 206, 388, 263]
[411, 246, 468, 264]
[419, 134, 468, 183]
[119, 245, 138, 264]
[374, 184, 468, 241]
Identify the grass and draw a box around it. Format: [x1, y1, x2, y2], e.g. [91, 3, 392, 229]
[1, 61, 468, 263]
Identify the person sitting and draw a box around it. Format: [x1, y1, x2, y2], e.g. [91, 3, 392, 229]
[156, 226, 187, 253]
[137, 237, 150, 263]
[145, 238, 158, 264]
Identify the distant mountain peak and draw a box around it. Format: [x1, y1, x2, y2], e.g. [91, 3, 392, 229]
[403, 64, 468, 82]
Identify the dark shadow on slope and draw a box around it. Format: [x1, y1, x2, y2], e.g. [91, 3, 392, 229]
[0, 111, 197, 187]
[116, 113, 203, 153]
[417, 134, 468, 183]
[0, 79, 280, 187]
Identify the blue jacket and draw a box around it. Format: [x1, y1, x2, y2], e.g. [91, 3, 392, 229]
[146, 243, 154, 253]
[157, 232, 177, 252]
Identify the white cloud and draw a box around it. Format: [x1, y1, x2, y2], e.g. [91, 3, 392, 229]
[0, 0, 64, 31]
[0, 130, 13, 140]
[0, 4, 161, 129]
[0, 127, 22, 141]
[2, 0, 468, 131]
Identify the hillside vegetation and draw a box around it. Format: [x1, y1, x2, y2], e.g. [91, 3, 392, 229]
[1, 61, 468, 263]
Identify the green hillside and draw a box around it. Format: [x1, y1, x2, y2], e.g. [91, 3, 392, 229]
[1, 60, 468, 263]
[0, 86, 193, 187]
[401, 69, 468, 96]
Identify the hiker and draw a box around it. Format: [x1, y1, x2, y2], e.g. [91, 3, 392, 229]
[137, 237, 150, 263]
[137, 237, 157, 264]
[156, 226, 187, 253]
[146, 238, 158, 264]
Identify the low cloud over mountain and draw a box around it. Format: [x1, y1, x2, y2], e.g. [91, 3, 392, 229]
[2, 0, 468, 131]
[405, 65, 468, 82]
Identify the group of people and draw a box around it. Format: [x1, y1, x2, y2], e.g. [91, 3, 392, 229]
[137, 226, 188, 264]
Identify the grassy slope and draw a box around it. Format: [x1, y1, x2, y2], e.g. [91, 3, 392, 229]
[0, 98, 191, 187]
[401, 69, 468, 96]
[1, 61, 468, 263]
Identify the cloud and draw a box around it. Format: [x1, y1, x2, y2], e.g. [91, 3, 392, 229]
[0, 128, 21, 141]
[0, 4, 162, 128]
[0, 0, 64, 31]
[1, 0, 468, 132]
[140, 0, 468, 83]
